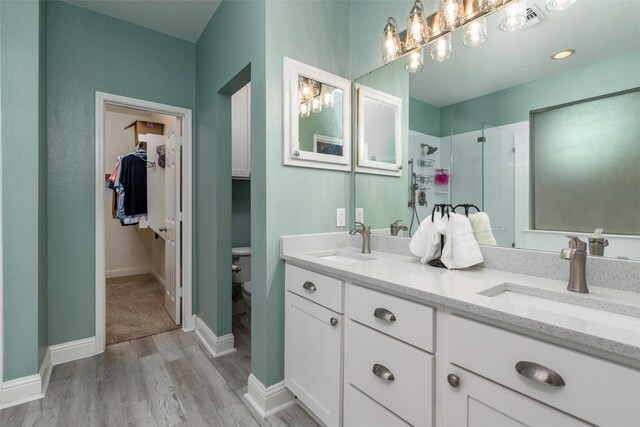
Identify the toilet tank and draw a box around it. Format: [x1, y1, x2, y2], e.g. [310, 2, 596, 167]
[232, 246, 251, 284]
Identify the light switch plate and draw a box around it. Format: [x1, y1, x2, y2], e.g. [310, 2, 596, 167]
[336, 208, 346, 227]
[355, 208, 364, 224]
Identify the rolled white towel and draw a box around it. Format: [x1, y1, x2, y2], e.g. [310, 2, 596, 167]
[468, 212, 497, 246]
[409, 214, 442, 263]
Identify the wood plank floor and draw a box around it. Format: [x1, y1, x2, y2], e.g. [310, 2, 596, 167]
[1, 316, 319, 427]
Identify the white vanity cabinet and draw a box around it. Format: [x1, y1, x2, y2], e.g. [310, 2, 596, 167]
[231, 82, 251, 178]
[444, 315, 640, 427]
[283, 261, 640, 427]
[284, 264, 344, 427]
[344, 284, 435, 427]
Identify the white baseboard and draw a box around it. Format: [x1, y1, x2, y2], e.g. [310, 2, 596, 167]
[0, 335, 97, 409]
[193, 315, 236, 357]
[150, 267, 165, 289]
[106, 266, 150, 278]
[245, 374, 295, 419]
[0, 348, 51, 409]
[50, 337, 97, 365]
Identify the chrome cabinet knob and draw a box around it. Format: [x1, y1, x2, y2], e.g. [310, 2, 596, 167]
[330, 317, 338, 326]
[302, 281, 316, 292]
[447, 373, 460, 388]
[293, 150, 300, 157]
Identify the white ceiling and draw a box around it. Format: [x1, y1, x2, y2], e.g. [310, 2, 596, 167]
[407, 0, 640, 107]
[65, 0, 222, 43]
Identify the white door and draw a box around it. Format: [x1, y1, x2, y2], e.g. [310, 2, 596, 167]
[231, 82, 251, 178]
[285, 291, 342, 427]
[164, 118, 181, 324]
[140, 134, 165, 235]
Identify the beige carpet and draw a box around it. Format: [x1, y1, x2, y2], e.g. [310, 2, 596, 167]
[106, 274, 179, 346]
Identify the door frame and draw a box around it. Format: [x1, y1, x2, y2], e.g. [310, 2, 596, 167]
[94, 91, 194, 353]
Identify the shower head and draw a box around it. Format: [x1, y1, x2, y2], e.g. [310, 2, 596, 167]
[421, 143, 438, 155]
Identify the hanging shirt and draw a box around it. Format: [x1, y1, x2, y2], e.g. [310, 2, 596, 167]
[119, 152, 148, 218]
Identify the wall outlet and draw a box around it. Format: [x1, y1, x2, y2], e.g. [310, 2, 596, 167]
[336, 208, 346, 227]
[355, 208, 364, 224]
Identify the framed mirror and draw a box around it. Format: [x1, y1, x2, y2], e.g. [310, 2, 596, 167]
[352, 0, 640, 260]
[356, 84, 403, 176]
[283, 57, 351, 171]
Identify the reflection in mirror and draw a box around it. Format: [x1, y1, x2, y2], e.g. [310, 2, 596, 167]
[284, 57, 351, 171]
[299, 78, 344, 156]
[354, 60, 409, 230]
[356, 84, 403, 175]
[353, 0, 640, 260]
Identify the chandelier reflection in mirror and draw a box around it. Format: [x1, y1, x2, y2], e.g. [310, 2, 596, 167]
[382, 0, 576, 72]
[298, 76, 337, 117]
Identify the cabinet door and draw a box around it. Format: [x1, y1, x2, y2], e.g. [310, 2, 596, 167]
[232, 83, 251, 178]
[285, 291, 342, 427]
[445, 367, 589, 427]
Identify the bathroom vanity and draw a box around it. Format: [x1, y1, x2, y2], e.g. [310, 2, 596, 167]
[282, 234, 640, 427]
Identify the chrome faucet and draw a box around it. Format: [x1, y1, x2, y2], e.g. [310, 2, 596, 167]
[390, 220, 408, 236]
[560, 236, 588, 293]
[350, 222, 371, 254]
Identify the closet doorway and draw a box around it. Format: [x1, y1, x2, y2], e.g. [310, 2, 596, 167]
[95, 92, 193, 352]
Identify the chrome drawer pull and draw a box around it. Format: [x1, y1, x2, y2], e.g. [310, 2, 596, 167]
[302, 281, 317, 292]
[373, 307, 396, 322]
[372, 363, 395, 382]
[515, 361, 566, 387]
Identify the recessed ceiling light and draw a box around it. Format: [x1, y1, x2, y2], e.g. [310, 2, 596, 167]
[551, 49, 576, 60]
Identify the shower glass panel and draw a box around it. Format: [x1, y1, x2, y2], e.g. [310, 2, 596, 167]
[482, 122, 515, 247]
[448, 122, 515, 247]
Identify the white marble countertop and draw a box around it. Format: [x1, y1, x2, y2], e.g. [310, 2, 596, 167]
[281, 244, 640, 362]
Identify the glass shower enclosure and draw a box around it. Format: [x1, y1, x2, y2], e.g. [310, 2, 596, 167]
[444, 122, 516, 247]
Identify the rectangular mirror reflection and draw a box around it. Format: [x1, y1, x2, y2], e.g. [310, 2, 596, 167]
[353, 0, 640, 260]
[284, 57, 351, 171]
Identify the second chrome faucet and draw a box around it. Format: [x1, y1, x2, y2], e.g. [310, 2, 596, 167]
[390, 220, 408, 236]
[560, 236, 588, 293]
[350, 222, 371, 254]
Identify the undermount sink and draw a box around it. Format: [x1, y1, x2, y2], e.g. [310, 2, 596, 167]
[317, 252, 376, 264]
[480, 283, 640, 333]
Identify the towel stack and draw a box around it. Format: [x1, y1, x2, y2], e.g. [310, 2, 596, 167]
[410, 212, 490, 269]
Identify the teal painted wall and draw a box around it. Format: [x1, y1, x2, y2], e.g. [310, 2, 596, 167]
[46, 2, 196, 345]
[194, 0, 265, 341]
[232, 179, 251, 248]
[409, 97, 440, 137]
[260, 0, 352, 387]
[1, 0, 48, 381]
[37, 0, 49, 374]
[440, 50, 640, 135]
[350, 0, 413, 79]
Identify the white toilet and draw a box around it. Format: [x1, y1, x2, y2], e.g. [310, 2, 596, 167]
[232, 247, 252, 325]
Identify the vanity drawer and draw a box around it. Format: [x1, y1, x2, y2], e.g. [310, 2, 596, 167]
[346, 284, 434, 352]
[345, 320, 433, 427]
[447, 315, 640, 427]
[343, 384, 411, 427]
[285, 264, 344, 313]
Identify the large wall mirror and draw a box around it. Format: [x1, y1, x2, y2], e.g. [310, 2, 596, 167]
[353, 0, 640, 260]
[284, 57, 352, 171]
